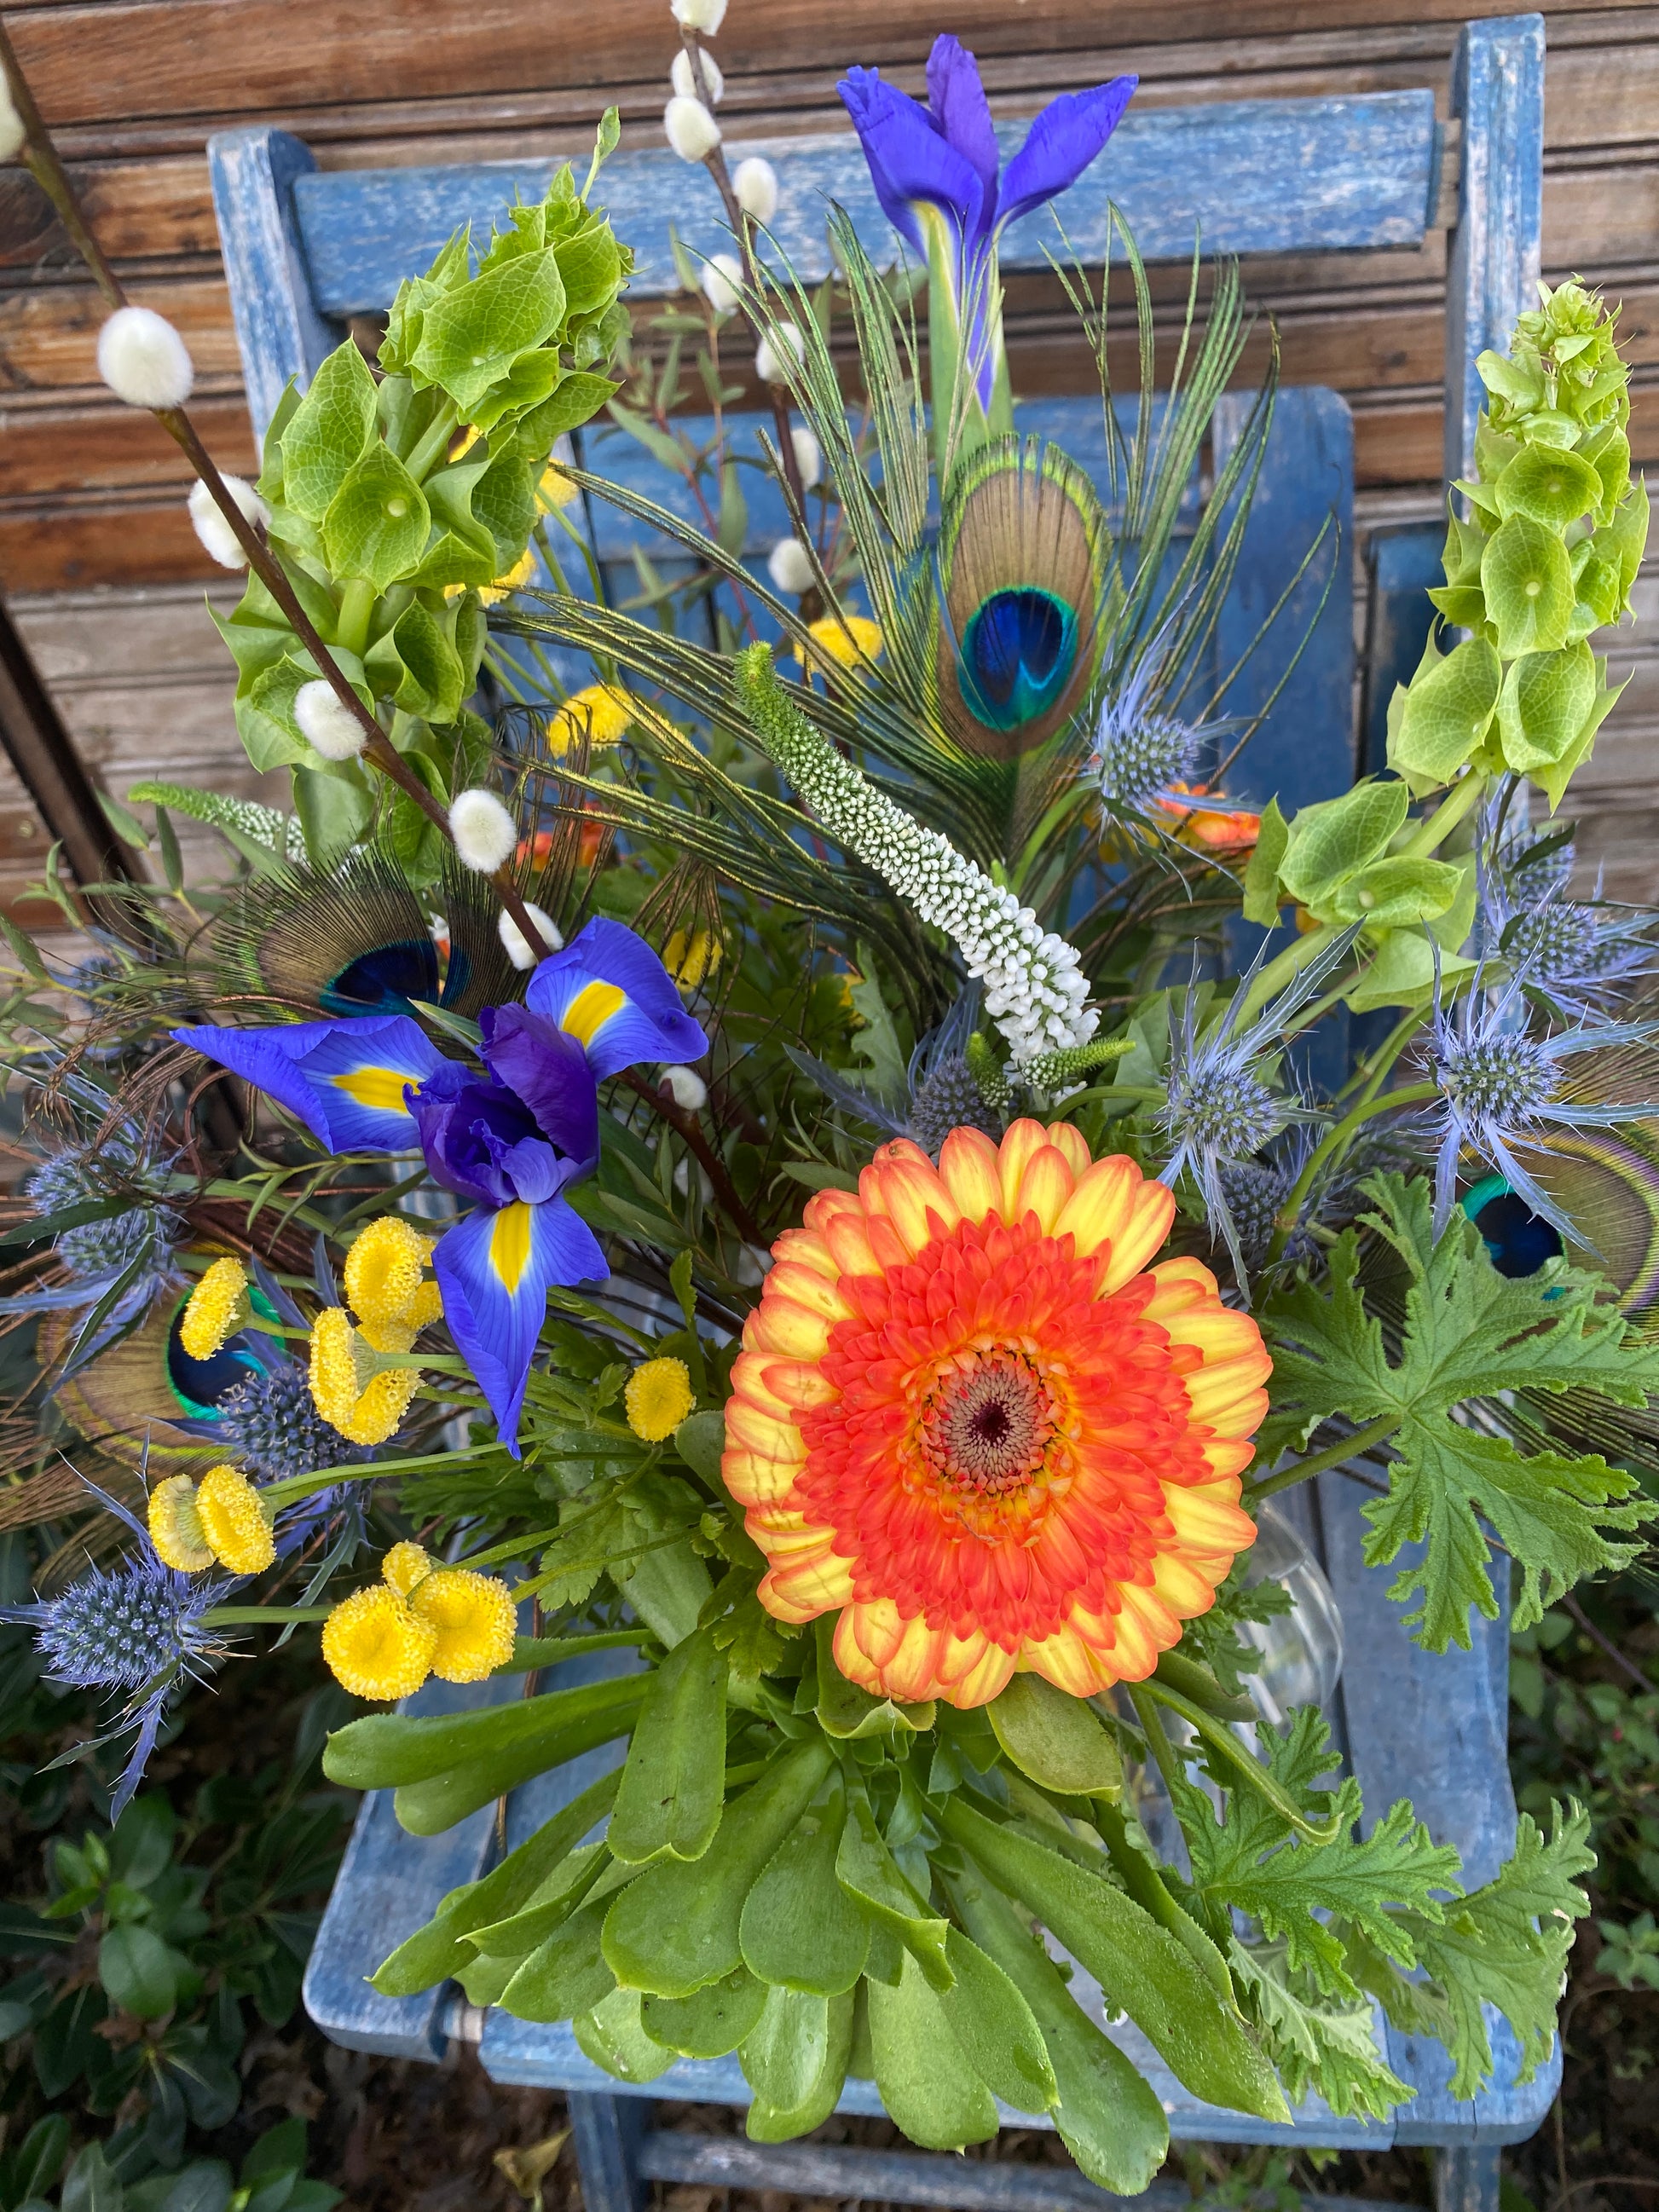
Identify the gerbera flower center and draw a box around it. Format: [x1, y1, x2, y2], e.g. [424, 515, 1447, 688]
[921, 1350, 1056, 1497]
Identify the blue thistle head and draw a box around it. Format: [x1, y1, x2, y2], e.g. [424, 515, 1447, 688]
[25, 1111, 181, 1288]
[214, 1361, 367, 1484]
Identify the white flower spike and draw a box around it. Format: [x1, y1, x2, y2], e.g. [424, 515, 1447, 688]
[754, 321, 803, 386]
[701, 252, 743, 315]
[766, 539, 817, 598]
[96, 306, 194, 411]
[671, 48, 723, 103]
[294, 680, 368, 762]
[497, 903, 564, 971]
[664, 95, 721, 163]
[187, 476, 269, 569]
[449, 789, 519, 875]
[671, 0, 727, 30]
[733, 157, 778, 225]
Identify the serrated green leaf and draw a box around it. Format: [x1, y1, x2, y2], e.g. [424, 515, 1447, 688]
[1229, 1943, 1409, 2122]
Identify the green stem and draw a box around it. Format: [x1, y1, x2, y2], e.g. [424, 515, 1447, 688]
[1134, 1679, 1345, 1845]
[1269, 1080, 1436, 1258]
[1249, 1412, 1400, 1502]
[1336, 1006, 1423, 1103]
[260, 1441, 508, 1507]
[204, 1606, 332, 1626]
[334, 578, 378, 660]
[405, 398, 460, 484]
[1232, 923, 1338, 1029]
[1398, 766, 1488, 858]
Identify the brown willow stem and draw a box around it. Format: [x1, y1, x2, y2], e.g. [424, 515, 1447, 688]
[620, 1066, 762, 1247]
[682, 29, 812, 528]
[0, 21, 123, 311]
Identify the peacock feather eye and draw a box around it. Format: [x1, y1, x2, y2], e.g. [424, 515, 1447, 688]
[958, 588, 1077, 727]
[322, 938, 442, 1017]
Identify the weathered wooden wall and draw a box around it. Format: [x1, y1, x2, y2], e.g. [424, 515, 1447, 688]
[2, 0, 1656, 908]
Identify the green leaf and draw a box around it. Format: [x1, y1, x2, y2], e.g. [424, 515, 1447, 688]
[815, 1617, 934, 1738]
[1533, 666, 1627, 811]
[865, 1951, 999, 2151]
[1261, 1173, 1657, 1647]
[608, 1629, 727, 1866]
[321, 444, 431, 589]
[413, 249, 568, 414]
[936, 1924, 1057, 2113]
[940, 1796, 1289, 2122]
[1493, 444, 1602, 530]
[575, 1985, 678, 2082]
[1329, 855, 1462, 930]
[987, 1673, 1123, 1798]
[98, 1924, 179, 2019]
[835, 1779, 953, 1993]
[280, 344, 377, 521]
[847, 944, 910, 1110]
[946, 1867, 1168, 2194]
[518, 370, 621, 451]
[61, 2146, 125, 2212]
[640, 1963, 767, 2056]
[740, 1985, 854, 2140]
[1277, 782, 1409, 909]
[98, 789, 151, 849]
[1240, 797, 1289, 926]
[0, 913, 49, 982]
[465, 1843, 605, 1958]
[1390, 634, 1501, 791]
[500, 1894, 616, 2023]
[740, 1772, 870, 1995]
[601, 1736, 833, 1996]
[1229, 1943, 1410, 2122]
[1482, 513, 1575, 656]
[364, 600, 465, 720]
[1496, 640, 1598, 772]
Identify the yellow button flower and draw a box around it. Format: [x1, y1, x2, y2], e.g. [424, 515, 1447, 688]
[196, 1464, 275, 1574]
[624, 1355, 695, 1443]
[539, 459, 579, 511]
[308, 1307, 424, 1447]
[799, 613, 883, 672]
[381, 1539, 436, 1599]
[148, 1474, 212, 1574]
[343, 1217, 436, 1334]
[179, 1257, 249, 1361]
[321, 1585, 437, 1702]
[544, 683, 637, 756]
[479, 546, 538, 607]
[663, 927, 721, 990]
[409, 1568, 518, 1683]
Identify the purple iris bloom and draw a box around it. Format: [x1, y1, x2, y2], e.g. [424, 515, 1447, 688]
[840, 37, 1136, 410]
[412, 1008, 600, 1209]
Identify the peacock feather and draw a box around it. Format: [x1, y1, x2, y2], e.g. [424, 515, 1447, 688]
[1529, 1129, 1659, 1311]
[927, 436, 1110, 760]
[43, 1290, 257, 1470]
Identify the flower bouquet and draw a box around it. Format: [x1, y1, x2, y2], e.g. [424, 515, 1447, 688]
[2, 11, 1656, 2180]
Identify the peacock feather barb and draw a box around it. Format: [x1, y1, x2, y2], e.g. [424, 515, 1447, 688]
[733, 645, 1095, 1066]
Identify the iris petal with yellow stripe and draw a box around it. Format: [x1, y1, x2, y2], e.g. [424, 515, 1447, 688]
[524, 917, 708, 1081]
[433, 1191, 607, 1453]
[174, 1017, 450, 1152]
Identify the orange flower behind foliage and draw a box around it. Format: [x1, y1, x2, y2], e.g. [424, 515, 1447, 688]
[1155, 783, 1262, 855]
[722, 1122, 1269, 1708]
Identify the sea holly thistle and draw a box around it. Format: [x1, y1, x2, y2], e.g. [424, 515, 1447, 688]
[1260, 1173, 1658, 1649]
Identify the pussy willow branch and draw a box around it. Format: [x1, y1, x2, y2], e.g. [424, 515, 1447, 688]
[680, 28, 812, 528]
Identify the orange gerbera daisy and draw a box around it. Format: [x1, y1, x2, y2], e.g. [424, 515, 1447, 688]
[722, 1120, 1269, 1708]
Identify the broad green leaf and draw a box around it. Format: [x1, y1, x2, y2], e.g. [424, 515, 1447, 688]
[575, 1986, 676, 2082]
[365, 599, 465, 722]
[321, 444, 431, 590]
[1329, 855, 1462, 930]
[865, 1950, 998, 2150]
[609, 1627, 727, 1866]
[61, 2146, 125, 2212]
[1477, 349, 1545, 409]
[1240, 795, 1288, 925]
[1533, 667, 1627, 811]
[640, 1963, 767, 2056]
[1495, 640, 1598, 771]
[1277, 781, 1409, 909]
[98, 1924, 179, 2019]
[740, 1986, 853, 2141]
[740, 1773, 870, 1995]
[1580, 422, 1631, 522]
[372, 1770, 621, 1994]
[937, 1925, 1057, 2113]
[1229, 1943, 1410, 2122]
[602, 1736, 832, 1996]
[946, 1867, 1168, 2194]
[518, 369, 620, 448]
[1261, 1173, 1657, 1646]
[1482, 513, 1575, 656]
[413, 248, 568, 414]
[471, 449, 539, 567]
[500, 1894, 616, 2022]
[240, 653, 321, 772]
[1493, 444, 1601, 530]
[463, 1842, 604, 1956]
[615, 1534, 714, 1648]
[1389, 634, 1501, 790]
[1601, 474, 1650, 601]
[941, 1796, 1289, 2122]
[835, 1778, 953, 1992]
[555, 221, 623, 317]
[292, 758, 375, 865]
[673, 1409, 725, 1483]
[987, 1672, 1122, 1798]
[280, 343, 377, 520]
[1344, 925, 1475, 1013]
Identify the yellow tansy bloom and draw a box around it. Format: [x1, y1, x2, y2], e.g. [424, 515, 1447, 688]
[196, 1464, 275, 1574]
[539, 459, 579, 511]
[409, 1568, 518, 1683]
[381, 1539, 436, 1599]
[308, 1307, 423, 1448]
[479, 546, 538, 608]
[180, 1257, 249, 1361]
[343, 1217, 434, 1334]
[663, 927, 721, 990]
[321, 1585, 437, 1702]
[544, 683, 637, 756]
[407, 1279, 444, 1331]
[148, 1475, 212, 1574]
[799, 614, 883, 672]
[624, 1356, 695, 1444]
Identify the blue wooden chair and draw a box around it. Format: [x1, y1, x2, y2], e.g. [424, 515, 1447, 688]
[206, 17, 1546, 2212]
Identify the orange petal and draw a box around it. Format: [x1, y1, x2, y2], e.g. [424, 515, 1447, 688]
[757, 1357, 840, 1409]
[1165, 1481, 1257, 1554]
[1052, 1155, 1142, 1257]
[1150, 1547, 1221, 1614]
[1201, 1435, 1260, 1481]
[1022, 1622, 1122, 1697]
[771, 1224, 840, 1279]
[997, 1120, 1052, 1218]
[938, 1127, 1003, 1222]
[1142, 1253, 1221, 1320]
[871, 1152, 959, 1256]
[723, 1445, 805, 1509]
[1011, 1144, 1074, 1235]
[1045, 1123, 1091, 1179]
[840, 1595, 909, 1668]
[727, 1352, 797, 1425]
[766, 1258, 854, 1321]
[822, 1209, 883, 1280]
[1096, 1175, 1179, 1294]
[1183, 1355, 1274, 1426]
[749, 1295, 833, 1360]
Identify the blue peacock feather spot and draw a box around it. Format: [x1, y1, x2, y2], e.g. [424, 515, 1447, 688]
[959, 587, 1079, 731]
[321, 937, 442, 1018]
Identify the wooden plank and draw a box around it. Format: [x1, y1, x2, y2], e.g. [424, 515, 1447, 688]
[0, 156, 218, 268]
[0, 398, 255, 498]
[208, 128, 336, 436]
[0, 273, 242, 392]
[0, 495, 223, 590]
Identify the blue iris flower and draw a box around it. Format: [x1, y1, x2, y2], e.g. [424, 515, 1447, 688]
[839, 36, 1136, 414]
[174, 919, 708, 1455]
